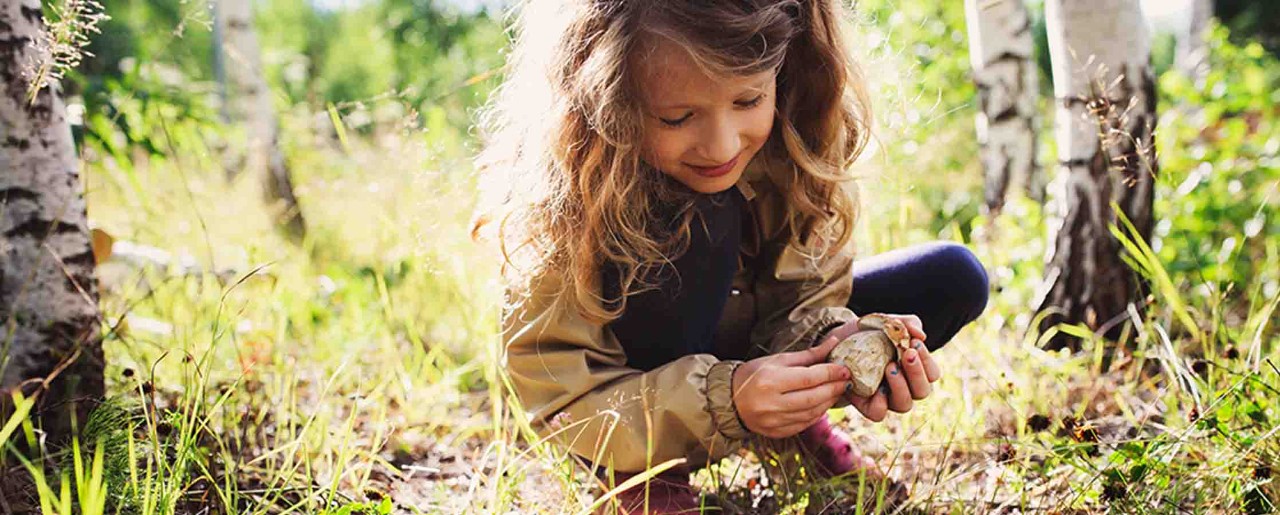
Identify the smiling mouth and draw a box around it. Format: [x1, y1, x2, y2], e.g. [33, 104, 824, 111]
[688, 154, 739, 178]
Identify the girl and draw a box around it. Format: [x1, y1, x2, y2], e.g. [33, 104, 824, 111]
[473, 0, 989, 511]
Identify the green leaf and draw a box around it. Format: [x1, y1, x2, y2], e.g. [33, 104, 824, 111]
[1130, 463, 1150, 483]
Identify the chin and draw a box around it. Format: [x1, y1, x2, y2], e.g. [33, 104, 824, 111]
[675, 172, 740, 194]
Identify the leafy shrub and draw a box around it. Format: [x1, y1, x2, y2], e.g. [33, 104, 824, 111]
[1155, 24, 1280, 309]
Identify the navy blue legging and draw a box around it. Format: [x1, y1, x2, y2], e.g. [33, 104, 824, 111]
[845, 241, 990, 352]
[604, 190, 989, 368]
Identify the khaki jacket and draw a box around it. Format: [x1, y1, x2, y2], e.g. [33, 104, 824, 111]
[501, 159, 857, 473]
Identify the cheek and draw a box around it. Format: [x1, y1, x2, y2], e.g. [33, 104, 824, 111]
[642, 131, 685, 167]
[744, 106, 776, 149]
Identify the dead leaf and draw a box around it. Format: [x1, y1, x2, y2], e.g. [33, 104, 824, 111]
[91, 228, 114, 264]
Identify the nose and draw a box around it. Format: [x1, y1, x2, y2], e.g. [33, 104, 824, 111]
[695, 113, 742, 164]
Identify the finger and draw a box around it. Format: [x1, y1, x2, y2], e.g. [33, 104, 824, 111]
[775, 336, 843, 367]
[780, 378, 850, 410]
[772, 420, 821, 439]
[755, 423, 789, 439]
[848, 387, 889, 422]
[777, 363, 851, 393]
[897, 314, 927, 342]
[783, 397, 838, 425]
[884, 362, 913, 413]
[763, 413, 827, 439]
[913, 339, 941, 383]
[818, 319, 862, 347]
[900, 347, 932, 400]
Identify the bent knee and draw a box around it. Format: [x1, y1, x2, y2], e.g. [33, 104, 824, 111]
[925, 242, 990, 321]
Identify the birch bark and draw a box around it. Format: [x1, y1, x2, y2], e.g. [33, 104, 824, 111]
[0, 0, 104, 438]
[215, 0, 306, 238]
[1175, 0, 1213, 80]
[965, 0, 1043, 215]
[1036, 0, 1158, 350]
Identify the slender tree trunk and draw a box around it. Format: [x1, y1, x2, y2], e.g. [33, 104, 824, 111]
[1035, 0, 1158, 351]
[214, 0, 306, 240]
[0, 0, 104, 440]
[965, 0, 1043, 216]
[1176, 0, 1213, 80]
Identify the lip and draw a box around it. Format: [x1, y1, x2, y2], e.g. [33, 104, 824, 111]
[688, 154, 740, 178]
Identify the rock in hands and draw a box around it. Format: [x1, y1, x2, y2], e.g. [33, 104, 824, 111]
[827, 314, 913, 397]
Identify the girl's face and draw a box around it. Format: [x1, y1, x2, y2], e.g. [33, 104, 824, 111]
[634, 38, 777, 194]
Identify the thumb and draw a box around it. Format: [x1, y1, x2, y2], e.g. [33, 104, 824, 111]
[775, 334, 842, 367]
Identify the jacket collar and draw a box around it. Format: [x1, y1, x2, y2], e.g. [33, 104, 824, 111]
[734, 178, 757, 202]
[733, 155, 773, 258]
[734, 154, 769, 202]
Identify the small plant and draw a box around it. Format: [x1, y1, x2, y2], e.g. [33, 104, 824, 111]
[27, 0, 108, 102]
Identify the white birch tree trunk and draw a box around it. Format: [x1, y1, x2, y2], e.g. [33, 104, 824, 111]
[0, 0, 103, 439]
[215, 0, 306, 239]
[965, 0, 1043, 215]
[1175, 0, 1213, 80]
[1035, 0, 1158, 350]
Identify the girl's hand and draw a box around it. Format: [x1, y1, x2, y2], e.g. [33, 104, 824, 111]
[731, 336, 852, 438]
[819, 314, 941, 421]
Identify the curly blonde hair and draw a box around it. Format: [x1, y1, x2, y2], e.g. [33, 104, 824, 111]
[473, 0, 871, 323]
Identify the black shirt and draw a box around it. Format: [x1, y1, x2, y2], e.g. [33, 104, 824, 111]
[601, 188, 746, 372]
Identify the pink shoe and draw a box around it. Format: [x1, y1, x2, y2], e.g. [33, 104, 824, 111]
[798, 415, 910, 509]
[798, 415, 877, 478]
[599, 467, 711, 514]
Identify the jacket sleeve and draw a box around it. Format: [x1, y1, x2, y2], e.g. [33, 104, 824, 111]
[502, 267, 751, 473]
[748, 219, 858, 357]
[751, 225, 872, 413]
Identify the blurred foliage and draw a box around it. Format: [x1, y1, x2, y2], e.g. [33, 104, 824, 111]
[68, 0, 219, 157]
[1155, 23, 1280, 306]
[70, 0, 505, 154]
[1217, 0, 1280, 56]
[259, 0, 506, 120]
[855, 0, 984, 243]
[858, 0, 973, 114]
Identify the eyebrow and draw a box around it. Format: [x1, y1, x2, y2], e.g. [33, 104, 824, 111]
[649, 78, 771, 111]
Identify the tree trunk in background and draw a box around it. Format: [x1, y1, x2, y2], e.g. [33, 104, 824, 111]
[215, 0, 307, 240]
[0, 0, 104, 440]
[1036, 0, 1157, 351]
[965, 0, 1043, 216]
[1176, 0, 1213, 80]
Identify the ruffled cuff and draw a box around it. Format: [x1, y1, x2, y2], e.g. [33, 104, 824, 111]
[772, 307, 857, 353]
[705, 360, 751, 441]
[801, 310, 856, 348]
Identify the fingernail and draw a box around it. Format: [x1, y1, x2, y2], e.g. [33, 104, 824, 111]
[845, 382, 853, 394]
[889, 366, 898, 376]
[906, 353, 917, 364]
[913, 341, 922, 349]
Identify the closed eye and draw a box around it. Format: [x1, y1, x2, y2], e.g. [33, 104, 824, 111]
[736, 94, 766, 108]
[659, 112, 693, 127]
[657, 93, 765, 128]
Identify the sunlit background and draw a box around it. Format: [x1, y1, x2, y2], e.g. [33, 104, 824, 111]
[9, 0, 1275, 511]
